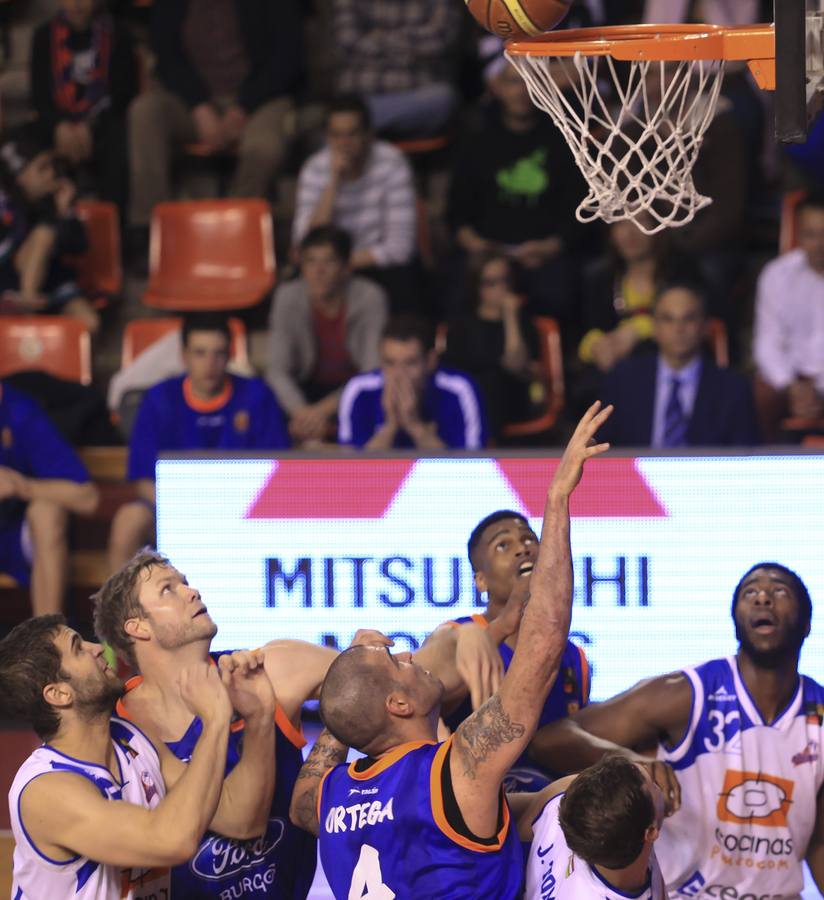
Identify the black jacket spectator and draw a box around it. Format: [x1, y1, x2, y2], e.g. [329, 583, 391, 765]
[448, 103, 583, 251]
[601, 353, 760, 447]
[30, 16, 137, 137]
[151, 0, 302, 113]
[29, 9, 137, 213]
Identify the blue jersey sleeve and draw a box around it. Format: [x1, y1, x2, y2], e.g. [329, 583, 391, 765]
[8, 388, 89, 482]
[127, 386, 165, 481]
[248, 380, 290, 450]
[437, 373, 488, 450]
[338, 378, 380, 448]
[349, 390, 377, 448]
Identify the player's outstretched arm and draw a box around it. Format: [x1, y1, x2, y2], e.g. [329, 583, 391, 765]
[528, 672, 692, 813]
[806, 786, 824, 889]
[450, 402, 612, 837]
[18, 663, 232, 869]
[260, 639, 339, 729]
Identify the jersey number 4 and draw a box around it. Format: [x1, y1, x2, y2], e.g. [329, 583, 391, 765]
[349, 844, 396, 900]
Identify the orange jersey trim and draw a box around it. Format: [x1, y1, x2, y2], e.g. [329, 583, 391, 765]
[182, 375, 233, 413]
[577, 645, 591, 705]
[116, 670, 303, 744]
[429, 737, 511, 853]
[443, 613, 489, 629]
[274, 705, 306, 749]
[346, 740, 437, 781]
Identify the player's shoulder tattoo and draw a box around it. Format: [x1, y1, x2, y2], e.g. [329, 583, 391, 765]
[453, 695, 526, 780]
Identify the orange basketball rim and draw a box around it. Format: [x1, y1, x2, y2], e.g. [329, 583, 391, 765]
[506, 23, 776, 90]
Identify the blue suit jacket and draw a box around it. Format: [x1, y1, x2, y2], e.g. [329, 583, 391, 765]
[600, 353, 760, 447]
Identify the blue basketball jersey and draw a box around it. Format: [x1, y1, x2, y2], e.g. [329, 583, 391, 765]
[0, 382, 90, 524]
[118, 669, 316, 899]
[445, 615, 590, 791]
[128, 374, 289, 481]
[318, 737, 523, 899]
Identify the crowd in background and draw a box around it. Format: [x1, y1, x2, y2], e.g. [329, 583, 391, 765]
[3, 0, 824, 612]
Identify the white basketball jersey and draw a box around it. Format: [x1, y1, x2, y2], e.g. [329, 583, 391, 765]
[656, 656, 824, 899]
[9, 716, 170, 900]
[525, 793, 667, 899]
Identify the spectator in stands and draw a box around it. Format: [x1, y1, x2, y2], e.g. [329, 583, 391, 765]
[107, 313, 289, 573]
[0, 127, 98, 333]
[442, 252, 538, 441]
[292, 95, 417, 313]
[30, 0, 137, 218]
[330, 0, 462, 137]
[0, 381, 98, 615]
[339, 315, 487, 450]
[266, 225, 388, 447]
[128, 0, 301, 245]
[446, 61, 585, 323]
[753, 191, 824, 440]
[579, 219, 695, 374]
[571, 217, 696, 413]
[106, 325, 256, 439]
[600, 282, 759, 447]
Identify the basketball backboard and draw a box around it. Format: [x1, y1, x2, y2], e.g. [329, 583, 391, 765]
[775, 0, 824, 141]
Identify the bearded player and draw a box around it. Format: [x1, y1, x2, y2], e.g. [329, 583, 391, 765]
[0, 614, 274, 898]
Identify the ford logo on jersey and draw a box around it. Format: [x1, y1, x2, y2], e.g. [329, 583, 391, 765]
[191, 817, 285, 880]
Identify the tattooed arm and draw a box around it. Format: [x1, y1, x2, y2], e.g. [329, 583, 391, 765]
[450, 403, 612, 838]
[289, 728, 348, 836]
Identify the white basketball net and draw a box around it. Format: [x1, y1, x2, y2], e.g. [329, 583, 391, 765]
[505, 50, 726, 234]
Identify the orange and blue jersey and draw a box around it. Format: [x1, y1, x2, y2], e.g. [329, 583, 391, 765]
[127, 373, 289, 481]
[318, 738, 523, 899]
[117, 660, 316, 899]
[445, 614, 590, 792]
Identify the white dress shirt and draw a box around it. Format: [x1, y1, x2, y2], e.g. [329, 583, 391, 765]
[651, 355, 702, 447]
[753, 247, 824, 393]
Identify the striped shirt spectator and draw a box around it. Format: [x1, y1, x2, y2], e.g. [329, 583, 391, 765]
[293, 141, 416, 268]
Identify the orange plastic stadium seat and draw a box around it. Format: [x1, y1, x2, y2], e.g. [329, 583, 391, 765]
[503, 316, 565, 438]
[70, 200, 123, 301]
[143, 199, 276, 310]
[121, 316, 249, 368]
[0, 316, 91, 384]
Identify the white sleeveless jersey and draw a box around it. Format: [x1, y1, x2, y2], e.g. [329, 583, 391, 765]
[525, 793, 667, 899]
[656, 656, 824, 899]
[9, 716, 170, 900]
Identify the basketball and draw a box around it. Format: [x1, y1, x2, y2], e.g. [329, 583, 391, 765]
[465, 0, 572, 39]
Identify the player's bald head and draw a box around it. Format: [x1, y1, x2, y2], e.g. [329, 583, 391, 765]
[320, 646, 400, 753]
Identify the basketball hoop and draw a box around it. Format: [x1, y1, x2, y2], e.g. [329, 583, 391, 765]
[505, 24, 775, 233]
